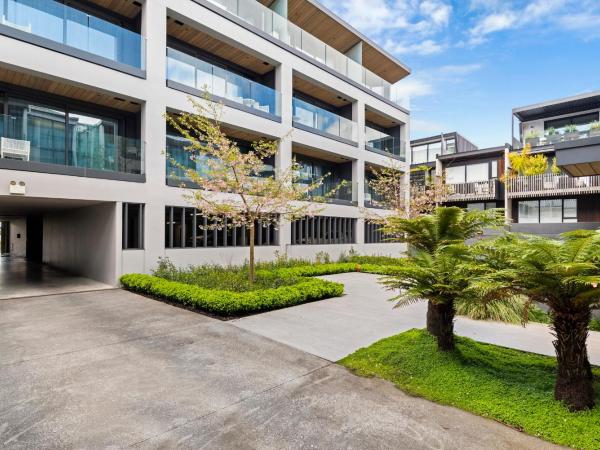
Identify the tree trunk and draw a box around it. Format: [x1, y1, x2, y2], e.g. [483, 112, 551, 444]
[426, 300, 455, 351]
[552, 308, 595, 411]
[248, 223, 255, 284]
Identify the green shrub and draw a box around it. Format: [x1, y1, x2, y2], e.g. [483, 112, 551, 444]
[122, 258, 405, 317]
[120, 273, 344, 316]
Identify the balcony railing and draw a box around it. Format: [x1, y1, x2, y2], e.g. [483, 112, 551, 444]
[523, 127, 600, 149]
[297, 177, 356, 204]
[446, 179, 498, 201]
[505, 174, 600, 198]
[206, 0, 406, 107]
[292, 97, 357, 142]
[0, 0, 145, 70]
[0, 114, 143, 175]
[365, 126, 405, 160]
[167, 47, 281, 117]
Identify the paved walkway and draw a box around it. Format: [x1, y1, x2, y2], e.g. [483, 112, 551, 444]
[0, 257, 112, 300]
[0, 289, 554, 448]
[233, 272, 600, 363]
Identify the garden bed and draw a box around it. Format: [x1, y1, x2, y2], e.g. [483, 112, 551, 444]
[120, 256, 403, 318]
[340, 329, 600, 449]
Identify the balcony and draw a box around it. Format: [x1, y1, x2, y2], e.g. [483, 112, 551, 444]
[524, 126, 600, 149]
[206, 0, 406, 107]
[292, 97, 357, 143]
[0, 114, 143, 179]
[302, 180, 356, 205]
[365, 126, 405, 160]
[505, 174, 600, 198]
[446, 179, 498, 201]
[0, 0, 145, 74]
[167, 47, 281, 120]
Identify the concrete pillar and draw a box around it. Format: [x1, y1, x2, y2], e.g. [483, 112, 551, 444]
[141, 0, 168, 273]
[276, 62, 294, 127]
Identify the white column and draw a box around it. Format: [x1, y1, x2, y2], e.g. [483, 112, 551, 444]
[276, 62, 293, 128]
[141, 0, 168, 273]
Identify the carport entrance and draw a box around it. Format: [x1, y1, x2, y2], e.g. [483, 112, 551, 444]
[0, 257, 111, 300]
[0, 196, 117, 299]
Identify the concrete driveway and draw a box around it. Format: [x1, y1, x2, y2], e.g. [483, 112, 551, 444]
[232, 272, 600, 363]
[0, 289, 554, 449]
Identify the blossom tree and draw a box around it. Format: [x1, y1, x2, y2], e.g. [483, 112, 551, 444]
[166, 96, 325, 282]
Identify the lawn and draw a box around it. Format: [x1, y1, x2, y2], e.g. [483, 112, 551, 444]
[340, 329, 600, 449]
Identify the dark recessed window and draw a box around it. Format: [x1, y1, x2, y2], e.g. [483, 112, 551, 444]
[122, 203, 144, 249]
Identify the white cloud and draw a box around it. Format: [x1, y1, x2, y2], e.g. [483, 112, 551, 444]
[411, 118, 447, 134]
[320, 0, 453, 58]
[387, 39, 445, 55]
[467, 0, 599, 45]
[438, 63, 483, 75]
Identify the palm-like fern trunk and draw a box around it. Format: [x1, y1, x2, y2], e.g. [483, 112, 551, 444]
[552, 308, 595, 411]
[427, 300, 455, 351]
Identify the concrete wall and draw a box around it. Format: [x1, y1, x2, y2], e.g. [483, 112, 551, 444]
[9, 218, 26, 257]
[43, 203, 118, 284]
[0, 0, 412, 281]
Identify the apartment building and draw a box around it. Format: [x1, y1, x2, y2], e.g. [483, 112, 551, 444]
[411, 91, 600, 235]
[508, 91, 600, 235]
[0, 0, 411, 285]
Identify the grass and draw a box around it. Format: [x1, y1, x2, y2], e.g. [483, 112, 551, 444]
[340, 329, 600, 449]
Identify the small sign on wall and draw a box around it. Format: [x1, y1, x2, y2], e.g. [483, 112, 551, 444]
[9, 181, 26, 195]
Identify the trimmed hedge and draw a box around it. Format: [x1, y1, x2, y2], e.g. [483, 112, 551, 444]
[120, 273, 344, 316]
[265, 263, 403, 278]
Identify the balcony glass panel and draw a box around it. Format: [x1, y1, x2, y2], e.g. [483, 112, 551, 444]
[2, 0, 145, 69]
[365, 126, 404, 159]
[167, 48, 281, 117]
[204, 0, 404, 106]
[292, 97, 356, 141]
[0, 113, 142, 174]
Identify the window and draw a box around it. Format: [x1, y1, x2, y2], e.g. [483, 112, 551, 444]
[491, 160, 498, 178]
[164, 206, 278, 248]
[428, 142, 442, 161]
[365, 221, 394, 243]
[444, 138, 456, 154]
[411, 145, 428, 164]
[445, 166, 465, 184]
[540, 199, 562, 223]
[518, 201, 540, 223]
[291, 216, 356, 245]
[122, 203, 144, 249]
[545, 113, 599, 133]
[517, 199, 577, 223]
[466, 163, 489, 182]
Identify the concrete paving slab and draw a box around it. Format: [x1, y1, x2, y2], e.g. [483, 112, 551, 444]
[232, 272, 600, 364]
[0, 288, 560, 449]
[138, 364, 554, 450]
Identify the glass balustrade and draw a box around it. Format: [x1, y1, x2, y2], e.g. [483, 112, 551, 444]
[0, 114, 143, 174]
[167, 48, 281, 117]
[365, 126, 405, 160]
[206, 0, 407, 107]
[0, 0, 145, 70]
[292, 97, 357, 141]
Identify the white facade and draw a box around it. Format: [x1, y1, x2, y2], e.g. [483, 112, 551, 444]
[0, 0, 410, 284]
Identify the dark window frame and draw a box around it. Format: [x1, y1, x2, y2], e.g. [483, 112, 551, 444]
[122, 203, 144, 249]
[516, 198, 578, 224]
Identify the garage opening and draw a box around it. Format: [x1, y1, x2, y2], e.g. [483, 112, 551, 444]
[0, 197, 116, 299]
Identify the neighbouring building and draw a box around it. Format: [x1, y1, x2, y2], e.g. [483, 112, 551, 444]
[411, 90, 600, 235]
[507, 91, 600, 235]
[0, 0, 411, 284]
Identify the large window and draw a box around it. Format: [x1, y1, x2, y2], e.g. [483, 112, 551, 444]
[164, 206, 278, 248]
[517, 199, 577, 223]
[545, 112, 599, 133]
[445, 161, 498, 184]
[466, 163, 489, 182]
[467, 202, 497, 211]
[291, 216, 356, 245]
[411, 144, 428, 164]
[1, 93, 141, 174]
[122, 203, 144, 249]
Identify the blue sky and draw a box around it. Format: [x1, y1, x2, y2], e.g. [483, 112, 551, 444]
[320, 0, 600, 148]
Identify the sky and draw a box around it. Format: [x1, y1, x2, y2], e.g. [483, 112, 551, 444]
[319, 0, 600, 148]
